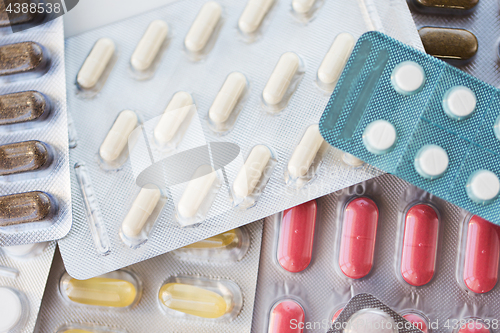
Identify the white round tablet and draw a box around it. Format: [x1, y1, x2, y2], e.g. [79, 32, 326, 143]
[494, 115, 500, 141]
[391, 61, 425, 95]
[466, 170, 500, 205]
[345, 309, 398, 333]
[414, 144, 449, 180]
[442, 86, 476, 121]
[0, 287, 23, 333]
[343, 153, 365, 167]
[362, 120, 397, 155]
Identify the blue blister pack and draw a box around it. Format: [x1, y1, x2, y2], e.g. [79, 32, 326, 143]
[319, 31, 500, 225]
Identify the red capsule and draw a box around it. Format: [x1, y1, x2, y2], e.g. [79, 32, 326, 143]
[401, 204, 439, 286]
[403, 313, 428, 333]
[277, 200, 317, 273]
[338, 197, 379, 279]
[463, 215, 500, 294]
[458, 320, 491, 333]
[268, 300, 305, 333]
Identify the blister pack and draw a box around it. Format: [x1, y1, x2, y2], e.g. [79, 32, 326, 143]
[36, 221, 263, 333]
[0, 15, 71, 246]
[251, 174, 500, 333]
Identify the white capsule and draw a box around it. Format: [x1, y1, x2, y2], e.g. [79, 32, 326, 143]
[263, 52, 300, 105]
[99, 110, 138, 163]
[77, 38, 115, 89]
[233, 145, 272, 198]
[238, 0, 274, 34]
[442, 86, 476, 121]
[391, 61, 425, 95]
[414, 144, 449, 180]
[121, 185, 161, 238]
[154, 92, 194, 146]
[288, 124, 324, 178]
[185, 2, 222, 53]
[209, 72, 247, 125]
[131, 20, 169, 71]
[0, 287, 23, 333]
[178, 165, 218, 220]
[362, 120, 397, 155]
[292, 0, 316, 14]
[466, 170, 500, 205]
[317, 33, 355, 85]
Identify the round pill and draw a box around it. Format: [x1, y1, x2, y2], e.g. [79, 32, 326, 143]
[345, 309, 397, 333]
[391, 61, 425, 95]
[442, 86, 476, 121]
[494, 115, 500, 141]
[414, 144, 449, 179]
[362, 120, 397, 155]
[0, 287, 23, 332]
[466, 170, 500, 205]
[403, 313, 428, 333]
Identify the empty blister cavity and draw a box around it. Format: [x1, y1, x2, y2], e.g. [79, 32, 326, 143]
[0, 91, 51, 129]
[158, 275, 242, 321]
[184, 1, 222, 60]
[391, 61, 425, 96]
[345, 308, 397, 333]
[208, 72, 249, 134]
[2, 241, 48, 260]
[362, 120, 397, 155]
[419, 27, 478, 63]
[0, 191, 57, 230]
[0, 287, 28, 333]
[238, 0, 274, 40]
[410, 0, 479, 14]
[0, 140, 54, 181]
[268, 299, 305, 333]
[414, 144, 449, 180]
[59, 270, 142, 309]
[442, 86, 477, 121]
[466, 170, 500, 205]
[317, 33, 355, 92]
[0, 42, 50, 83]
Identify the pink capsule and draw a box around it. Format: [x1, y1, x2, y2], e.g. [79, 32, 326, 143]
[268, 299, 305, 333]
[403, 313, 428, 333]
[338, 197, 379, 279]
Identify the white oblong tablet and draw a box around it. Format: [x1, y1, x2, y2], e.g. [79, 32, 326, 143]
[362, 120, 397, 155]
[495, 115, 500, 141]
[233, 145, 272, 198]
[342, 152, 364, 167]
[263, 52, 300, 105]
[154, 92, 194, 146]
[466, 170, 500, 204]
[131, 20, 169, 71]
[414, 144, 449, 179]
[317, 33, 355, 85]
[293, 0, 316, 13]
[178, 165, 217, 219]
[443, 86, 476, 120]
[99, 110, 138, 163]
[238, 0, 274, 34]
[185, 1, 222, 53]
[77, 38, 115, 89]
[122, 185, 161, 238]
[288, 124, 324, 178]
[0, 287, 23, 333]
[209, 72, 247, 124]
[391, 61, 425, 95]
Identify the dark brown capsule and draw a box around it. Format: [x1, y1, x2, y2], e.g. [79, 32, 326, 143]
[410, 0, 479, 14]
[419, 27, 478, 62]
[0, 1, 39, 27]
[0, 91, 49, 126]
[0, 42, 48, 77]
[0, 140, 52, 176]
[0, 191, 53, 227]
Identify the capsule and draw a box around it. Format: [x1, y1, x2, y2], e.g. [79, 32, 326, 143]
[411, 0, 478, 14]
[177, 165, 217, 221]
[0, 191, 54, 227]
[263, 52, 300, 105]
[401, 204, 439, 286]
[131, 20, 169, 71]
[458, 319, 491, 333]
[288, 124, 324, 179]
[277, 200, 317, 273]
[77, 38, 116, 89]
[463, 215, 500, 294]
[268, 300, 305, 333]
[154, 92, 194, 146]
[209, 72, 247, 125]
[338, 197, 379, 279]
[293, 0, 316, 13]
[0, 91, 50, 126]
[0, 140, 51, 176]
[184, 2, 222, 53]
[183, 229, 239, 249]
[403, 313, 428, 333]
[121, 185, 161, 239]
[238, 0, 274, 34]
[99, 110, 138, 163]
[419, 27, 477, 62]
[317, 33, 355, 86]
[233, 145, 271, 198]
[0, 42, 48, 77]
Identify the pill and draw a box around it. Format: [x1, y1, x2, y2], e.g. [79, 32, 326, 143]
[0, 287, 23, 333]
[184, 2, 222, 53]
[317, 33, 355, 85]
[342, 153, 364, 167]
[401, 204, 439, 286]
[0, 91, 49, 126]
[403, 313, 428, 333]
[362, 120, 397, 155]
[159, 283, 227, 318]
[411, 0, 479, 13]
[0, 191, 53, 227]
[238, 0, 274, 34]
[263, 52, 300, 105]
[293, 0, 316, 13]
[494, 116, 500, 141]
[131, 20, 168, 71]
[209, 72, 247, 125]
[61, 273, 138, 307]
[414, 144, 449, 180]
[338, 197, 379, 279]
[442, 86, 476, 121]
[463, 215, 500, 294]
[121, 185, 161, 239]
[287, 124, 324, 178]
[99, 110, 138, 163]
[391, 61, 425, 95]
[154, 92, 194, 146]
[277, 200, 317, 273]
[332, 308, 343, 322]
[458, 320, 491, 333]
[77, 38, 115, 89]
[419, 27, 478, 62]
[177, 165, 217, 219]
[466, 170, 500, 205]
[0, 42, 47, 77]
[183, 229, 238, 249]
[0, 140, 51, 176]
[268, 300, 305, 333]
[233, 145, 271, 198]
[346, 309, 396, 333]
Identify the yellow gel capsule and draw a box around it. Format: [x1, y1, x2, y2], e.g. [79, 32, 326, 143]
[159, 283, 227, 318]
[183, 229, 238, 249]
